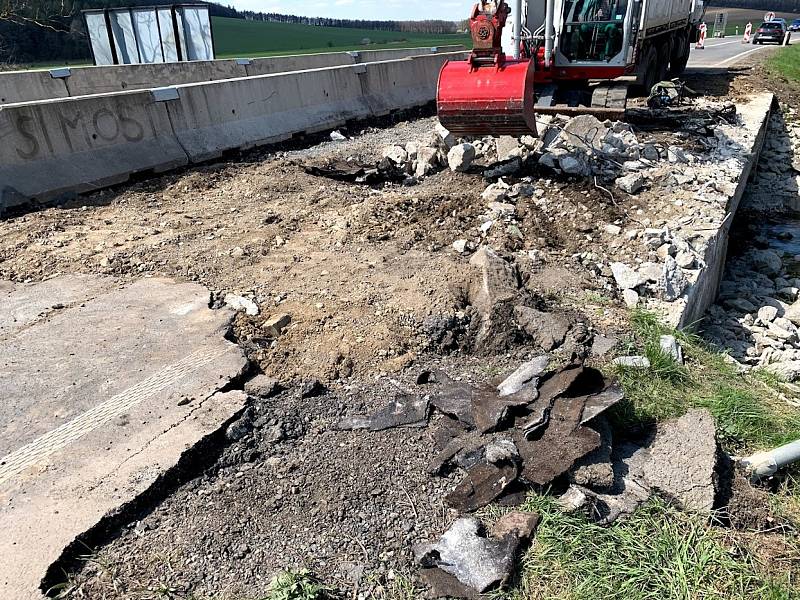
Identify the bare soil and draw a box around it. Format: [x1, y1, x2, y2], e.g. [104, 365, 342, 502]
[2, 64, 793, 599]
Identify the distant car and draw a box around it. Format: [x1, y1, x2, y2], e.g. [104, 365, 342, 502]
[753, 21, 789, 44]
[790, 18, 800, 31]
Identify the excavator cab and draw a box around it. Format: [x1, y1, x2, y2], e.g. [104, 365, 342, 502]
[436, 0, 537, 137]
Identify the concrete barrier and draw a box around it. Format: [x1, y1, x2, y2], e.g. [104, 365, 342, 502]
[0, 50, 465, 208]
[0, 46, 466, 105]
[359, 52, 464, 116]
[243, 53, 355, 77]
[165, 65, 372, 162]
[352, 45, 465, 63]
[0, 70, 70, 105]
[65, 60, 248, 98]
[0, 91, 187, 209]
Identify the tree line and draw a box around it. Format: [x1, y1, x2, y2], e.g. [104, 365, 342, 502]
[0, 0, 461, 65]
[236, 11, 459, 34]
[712, 0, 800, 12]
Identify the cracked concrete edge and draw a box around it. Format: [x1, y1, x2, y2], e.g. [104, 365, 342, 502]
[659, 93, 775, 330]
[39, 388, 251, 597]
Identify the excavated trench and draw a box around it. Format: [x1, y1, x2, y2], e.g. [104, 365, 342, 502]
[701, 106, 800, 386]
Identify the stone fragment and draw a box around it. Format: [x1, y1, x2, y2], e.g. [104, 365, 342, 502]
[468, 247, 518, 316]
[495, 136, 522, 161]
[484, 439, 519, 465]
[675, 251, 695, 269]
[383, 145, 408, 165]
[616, 172, 644, 194]
[224, 293, 259, 316]
[513, 306, 572, 351]
[661, 256, 688, 301]
[610, 262, 646, 290]
[416, 146, 440, 177]
[560, 154, 589, 175]
[481, 182, 509, 202]
[264, 313, 291, 337]
[784, 300, 800, 326]
[300, 378, 325, 398]
[329, 130, 346, 141]
[243, 374, 280, 398]
[613, 355, 651, 368]
[491, 511, 540, 545]
[336, 393, 429, 431]
[448, 143, 476, 172]
[604, 224, 622, 235]
[659, 334, 683, 363]
[452, 239, 468, 254]
[622, 289, 639, 308]
[725, 297, 757, 313]
[559, 114, 608, 150]
[747, 249, 782, 276]
[765, 360, 800, 382]
[758, 305, 778, 323]
[435, 123, 456, 149]
[667, 145, 688, 163]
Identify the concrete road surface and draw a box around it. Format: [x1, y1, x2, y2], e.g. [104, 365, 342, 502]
[688, 35, 786, 69]
[0, 275, 248, 599]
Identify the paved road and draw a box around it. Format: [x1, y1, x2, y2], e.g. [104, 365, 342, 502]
[0, 276, 248, 599]
[688, 35, 786, 69]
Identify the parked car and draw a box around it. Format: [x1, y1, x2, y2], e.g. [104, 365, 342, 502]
[753, 21, 790, 44]
[790, 18, 800, 31]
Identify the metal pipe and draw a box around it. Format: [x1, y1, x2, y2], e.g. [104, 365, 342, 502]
[740, 439, 800, 481]
[512, 0, 522, 59]
[544, 0, 555, 66]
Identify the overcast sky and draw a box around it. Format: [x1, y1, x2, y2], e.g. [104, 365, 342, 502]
[226, 0, 474, 21]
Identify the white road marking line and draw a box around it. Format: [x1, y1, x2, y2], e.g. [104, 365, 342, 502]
[701, 39, 749, 48]
[0, 345, 227, 487]
[714, 44, 771, 67]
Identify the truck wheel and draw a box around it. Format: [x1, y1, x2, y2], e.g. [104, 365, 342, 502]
[632, 46, 658, 96]
[668, 31, 690, 76]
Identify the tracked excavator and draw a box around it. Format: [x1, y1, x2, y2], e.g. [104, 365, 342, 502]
[437, 0, 705, 136]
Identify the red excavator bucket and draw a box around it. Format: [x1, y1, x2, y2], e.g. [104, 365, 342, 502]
[437, 58, 537, 138]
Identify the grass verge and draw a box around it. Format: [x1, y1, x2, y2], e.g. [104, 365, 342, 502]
[610, 310, 800, 454]
[492, 496, 798, 600]
[766, 43, 800, 85]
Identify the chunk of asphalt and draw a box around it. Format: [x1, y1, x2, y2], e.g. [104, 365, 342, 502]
[497, 355, 550, 396]
[569, 415, 614, 489]
[445, 461, 519, 513]
[419, 567, 480, 599]
[642, 408, 718, 513]
[336, 393, 429, 431]
[490, 510, 540, 543]
[580, 379, 625, 424]
[516, 395, 602, 486]
[519, 362, 586, 436]
[414, 517, 517, 592]
[426, 432, 484, 475]
[471, 384, 537, 433]
[430, 377, 478, 428]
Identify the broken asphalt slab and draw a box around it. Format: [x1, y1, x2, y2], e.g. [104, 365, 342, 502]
[0, 275, 248, 599]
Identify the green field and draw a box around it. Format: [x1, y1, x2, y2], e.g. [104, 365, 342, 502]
[211, 17, 471, 58]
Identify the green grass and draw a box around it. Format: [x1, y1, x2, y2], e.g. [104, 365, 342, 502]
[767, 43, 800, 84]
[610, 310, 800, 454]
[211, 17, 470, 59]
[491, 496, 798, 600]
[263, 570, 329, 600]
